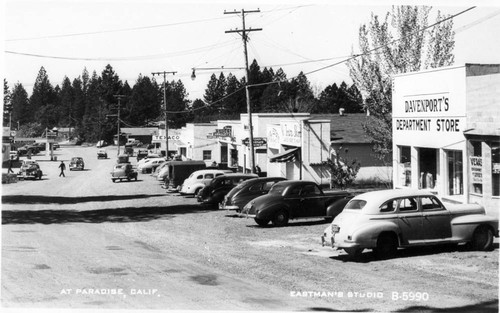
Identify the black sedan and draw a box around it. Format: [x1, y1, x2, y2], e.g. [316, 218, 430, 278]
[220, 177, 286, 211]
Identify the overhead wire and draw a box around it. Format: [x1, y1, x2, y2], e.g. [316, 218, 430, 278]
[168, 6, 479, 114]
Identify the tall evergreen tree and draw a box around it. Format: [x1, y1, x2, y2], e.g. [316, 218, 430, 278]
[10, 83, 29, 127]
[127, 75, 161, 126]
[30, 66, 56, 126]
[59, 76, 73, 127]
[3, 79, 12, 126]
[165, 79, 190, 129]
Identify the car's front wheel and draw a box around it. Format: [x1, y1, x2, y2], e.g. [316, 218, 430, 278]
[470, 225, 494, 251]
[272, 210, 289, 227]
[344, 247, 363, 259]
[254, 218, 269, 227]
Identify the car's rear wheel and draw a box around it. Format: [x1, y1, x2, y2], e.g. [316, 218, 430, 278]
[376, 233, 398, 259]
[470, 225, 494, 251]
[254, 218, 269, 227]
[272, 210, 289, 227]
[112, 179, 116, 183]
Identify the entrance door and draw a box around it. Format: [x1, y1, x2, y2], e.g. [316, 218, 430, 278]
[419, 148, 437, 189]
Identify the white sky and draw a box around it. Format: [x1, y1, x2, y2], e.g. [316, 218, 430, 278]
[2, 0, 500, 101]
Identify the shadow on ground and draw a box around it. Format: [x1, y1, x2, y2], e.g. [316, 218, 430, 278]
[2, 204, 208, 225]
[2, 194, 164, 205]
[331, 243, 499, 263]
[305, 299, 498, 312]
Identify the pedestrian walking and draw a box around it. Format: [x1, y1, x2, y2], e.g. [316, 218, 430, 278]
[58, 160, 66, 177]
[7, 156, 14, 174]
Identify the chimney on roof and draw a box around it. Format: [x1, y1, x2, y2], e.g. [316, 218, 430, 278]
[339, 108, 345, 116]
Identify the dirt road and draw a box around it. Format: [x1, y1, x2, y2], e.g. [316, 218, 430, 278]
[2, 145, 498, 312]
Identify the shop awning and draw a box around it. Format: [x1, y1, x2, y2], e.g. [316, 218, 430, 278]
[269, 148, 300, 163]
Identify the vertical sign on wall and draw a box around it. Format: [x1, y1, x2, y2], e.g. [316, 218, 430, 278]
[469, 156, 483, 184]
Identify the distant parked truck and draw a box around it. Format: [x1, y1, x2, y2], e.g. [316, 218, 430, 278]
[124, 143, 134, 156]
[117, 154, 130, 164]
[162, 160, 207, 192]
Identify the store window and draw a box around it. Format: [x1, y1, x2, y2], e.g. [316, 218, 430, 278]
[492, 141, 500, 197]
[419, 148, 437, 189]
[399, 146, 411, 187]
[447, 150, 463, 195]
[470, 141, 482, 194]
[203, 150, 212, 160]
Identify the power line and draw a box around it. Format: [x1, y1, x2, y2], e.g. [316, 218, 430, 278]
[181, 5, 478, 115]
[6, 4, 312, 42]
[5, 40, 235, 61]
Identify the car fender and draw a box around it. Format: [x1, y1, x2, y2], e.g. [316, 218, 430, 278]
[255, 203, 290, 220]
[450, 214, 499, 240]
[326, 197, 351, 219]
[189, 182, 206, 192]
[349, 220, 401, 248]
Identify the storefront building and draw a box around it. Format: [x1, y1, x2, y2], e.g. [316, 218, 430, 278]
[266, 115, 331, 184]
[177, 123, 219, 166]
[392, 64, 499, 216]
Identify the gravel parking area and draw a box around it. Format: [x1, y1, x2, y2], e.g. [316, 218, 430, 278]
[2, 145, 498, 312]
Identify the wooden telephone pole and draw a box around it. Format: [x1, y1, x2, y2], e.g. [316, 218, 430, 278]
[113, 95, 125, 156]
[225, 9, 262, 174]
[152, 71, 177, 158]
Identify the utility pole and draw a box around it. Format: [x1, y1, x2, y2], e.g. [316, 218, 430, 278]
[152, 71, 176, 158]
[225, 8, 262, 174]
[111, 95, 125, 156]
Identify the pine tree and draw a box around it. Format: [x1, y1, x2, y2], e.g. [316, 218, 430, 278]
[10, 83, 29, 127]
[3, 79, 12, 126]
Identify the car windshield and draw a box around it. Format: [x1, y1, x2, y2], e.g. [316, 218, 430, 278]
[344, 199, 367, 210]
[268, 184, 286, 196]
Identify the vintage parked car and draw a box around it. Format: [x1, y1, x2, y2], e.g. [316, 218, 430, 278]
[52, 142, 60, 150]
[138, 158, 166, 174]
[18, 160, 43, 180]
[241, 180, 352, 227]
[179, 168, 233, 196]
[97, 149, 108, 159]
[69, 157, 85, 170]
[321, 189, 499, 259]
[16, 146, 28, 156]
[137, 154, 161, 167]
[111, 163, 138, 182]
[221, 177, 287, 211]
[197, 173, 258, 208]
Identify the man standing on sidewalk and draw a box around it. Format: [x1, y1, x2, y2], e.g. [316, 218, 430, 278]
[7, 156, 14, 174]
[58, 160, 66, 177]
